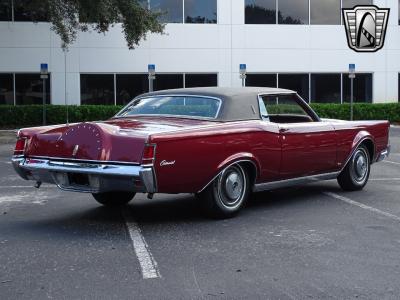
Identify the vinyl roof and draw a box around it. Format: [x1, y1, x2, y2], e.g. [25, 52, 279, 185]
[139, 87, 296, 121]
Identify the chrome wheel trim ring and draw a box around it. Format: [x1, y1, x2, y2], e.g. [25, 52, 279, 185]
[350, 148, 369, 184]
[216, 165, 246, 209]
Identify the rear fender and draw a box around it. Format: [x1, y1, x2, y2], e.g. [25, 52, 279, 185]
[198, 153, 261, 193]
[342, 131, 375, 170]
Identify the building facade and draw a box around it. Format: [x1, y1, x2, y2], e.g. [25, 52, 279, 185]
[0, 0, 400, 106]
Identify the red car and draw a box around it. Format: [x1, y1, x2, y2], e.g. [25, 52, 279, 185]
[12, 87, 390, 218]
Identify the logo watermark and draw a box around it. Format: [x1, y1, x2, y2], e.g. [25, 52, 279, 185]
[343, 5, 390, 52]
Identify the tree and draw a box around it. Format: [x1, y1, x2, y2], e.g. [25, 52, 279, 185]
[24, 0, 164, 49]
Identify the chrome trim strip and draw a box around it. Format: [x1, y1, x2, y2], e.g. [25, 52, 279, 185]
[253, 171, 340, 193]
[197, 159, 258, 193]
[115, 94, 223, 120]
[340, 137, 374, 170]
[25, 156, 141, 166]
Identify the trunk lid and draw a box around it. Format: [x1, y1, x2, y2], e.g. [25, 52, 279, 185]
[24, 117, 214, 164]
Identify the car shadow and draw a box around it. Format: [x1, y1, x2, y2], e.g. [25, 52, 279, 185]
[10, 182, 345, 238]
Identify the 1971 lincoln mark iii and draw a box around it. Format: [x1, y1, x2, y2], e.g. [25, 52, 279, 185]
[12, 87, 390, 217]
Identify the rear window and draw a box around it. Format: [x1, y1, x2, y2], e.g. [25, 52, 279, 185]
[116, 95, 221, 119]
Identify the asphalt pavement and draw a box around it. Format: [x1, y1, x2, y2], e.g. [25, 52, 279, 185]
[0, 127, 400, 299]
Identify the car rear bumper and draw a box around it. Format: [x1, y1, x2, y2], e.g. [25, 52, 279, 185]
[376, 145, 391, 162]
[12, 156, 157, 194]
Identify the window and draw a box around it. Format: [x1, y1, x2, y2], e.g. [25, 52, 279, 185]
[278, 74, 309, 102]
[185, 74, 218, 88]
[150, 0, 183, 23]
[154, 74, 184, 91]
[13, 0, 48, 22]
[117, 96, 221, 119]
[311, 74, 341, 103]
[342, 0, 372, 9]
[80, 74, 114, 105]
[116, 74, 148, 105]
[278, 0, 309, 24]
[246, 74, 277, 88]
[0, 0, 12, 21]
[259, 94, 314, 123]
[0, 74, 13, 105]
[245, 0, 276, 24]
[343, 73, 372, 103]
[15, 74, 50, 105]
[185, 0, 217, 23]
[310, 0, 340, 25]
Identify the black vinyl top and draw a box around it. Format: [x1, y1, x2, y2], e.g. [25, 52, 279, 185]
[138, 87, 295, 121]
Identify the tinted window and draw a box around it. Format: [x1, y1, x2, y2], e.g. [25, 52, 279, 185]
[311, 74, 341, 103]
[343, 73, 372, 103]
[278, 74, 309, 102]
[246, 74, 277, 87]
[116, 74, 148, 106]
[342, 0, 372, 9]
[0, 74, 13, 105]
[310, 0, 340, 25]
[151, 0, 183, 23]
[278, 0, 309, 24]
[0, 0, 12, 21]
[185, 74, 218, 88]
[15, 74, 51, 105]
[118, 96, 221, 119]
[245, 0, 276, 24]
[185, 0, 217, 23]
[80, 74, 115, 105]
[14, 0, 49, 21]
[154, 74, 183, 91]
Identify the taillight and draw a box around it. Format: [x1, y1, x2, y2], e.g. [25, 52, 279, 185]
[142, 144, 156, 165]
[14, 137, 27, 156]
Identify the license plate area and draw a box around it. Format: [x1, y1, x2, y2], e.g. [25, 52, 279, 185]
[68, 173, 90, 187]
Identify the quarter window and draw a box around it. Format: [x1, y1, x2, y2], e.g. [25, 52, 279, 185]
[259, 94, 314, 123]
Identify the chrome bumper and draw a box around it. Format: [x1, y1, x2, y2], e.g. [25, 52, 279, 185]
[11, 157, 156, 194]
[376, 145, 391, 162]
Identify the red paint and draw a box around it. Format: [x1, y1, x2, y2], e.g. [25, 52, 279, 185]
[17, 117, 390, 194]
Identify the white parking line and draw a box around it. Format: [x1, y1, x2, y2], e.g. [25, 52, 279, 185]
[122, 210, 161, 279]
[0, 186, 56, 189]
[370, 178, 400, 181]
[324, 192, 400, 222]
[383, 160, 400, 166]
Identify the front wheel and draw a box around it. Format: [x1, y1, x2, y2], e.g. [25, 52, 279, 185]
[197, 164, 250, 218]
[92, 192, 136, 207]
[337, 145, 370, 191]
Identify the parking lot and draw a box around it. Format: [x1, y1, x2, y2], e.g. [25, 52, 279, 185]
[0, 127, 399, 299]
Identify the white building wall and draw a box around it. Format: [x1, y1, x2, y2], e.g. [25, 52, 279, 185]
[0, 0, 399, 104]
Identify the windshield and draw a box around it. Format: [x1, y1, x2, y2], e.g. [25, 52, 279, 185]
[116, 95, 222, 119]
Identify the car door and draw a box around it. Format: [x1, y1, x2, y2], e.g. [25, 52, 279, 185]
[259, 94, 338, 180]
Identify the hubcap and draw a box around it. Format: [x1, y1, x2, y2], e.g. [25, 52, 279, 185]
[351, 149, 369, 183]
[217, 165, 246, 208]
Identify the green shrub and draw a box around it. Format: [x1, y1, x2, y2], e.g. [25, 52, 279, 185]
[0, 103, 399, 128]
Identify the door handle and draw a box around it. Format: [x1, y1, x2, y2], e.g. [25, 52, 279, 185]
[279, 127, 289, 133]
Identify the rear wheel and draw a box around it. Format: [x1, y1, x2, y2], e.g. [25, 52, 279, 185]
[92, 192, 136, 207]
[197, 164, 250, 218]
[337, 145, 370, 191]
